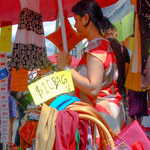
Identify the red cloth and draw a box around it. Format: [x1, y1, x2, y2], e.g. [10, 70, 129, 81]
[19, 121, 38, 146]
[131, 141, 144, 150]
[0, 0, 118, 27]
[78, 120, 89, 149]
[53, 109, 79, 150]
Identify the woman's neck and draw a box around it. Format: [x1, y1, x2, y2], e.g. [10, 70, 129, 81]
[85, 22, 103, 42]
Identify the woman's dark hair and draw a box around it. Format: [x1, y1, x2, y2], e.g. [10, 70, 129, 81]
[72, 0, 113, 35]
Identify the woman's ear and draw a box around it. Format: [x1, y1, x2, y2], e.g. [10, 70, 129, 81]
[83, 13, 90, 26]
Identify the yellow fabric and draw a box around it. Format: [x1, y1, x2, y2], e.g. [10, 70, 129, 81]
[35, 104, 58, 150]
[125, 1, 142, 91]
[0, 24, 12, 52]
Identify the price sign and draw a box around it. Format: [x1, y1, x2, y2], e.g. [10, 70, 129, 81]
[28, 70, 74, 105]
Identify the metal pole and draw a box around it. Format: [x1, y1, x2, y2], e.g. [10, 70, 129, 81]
[57, 0, 68, 52]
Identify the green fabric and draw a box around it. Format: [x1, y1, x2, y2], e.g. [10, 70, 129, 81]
[75, 128, 80, 150]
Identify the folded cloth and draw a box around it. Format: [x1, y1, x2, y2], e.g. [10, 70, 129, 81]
[54, 109, 79, 150]
[50, 94, 80, 111]
[35, 104, 58, 150]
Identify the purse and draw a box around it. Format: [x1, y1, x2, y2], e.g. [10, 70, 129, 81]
[114, 120, 150, 150]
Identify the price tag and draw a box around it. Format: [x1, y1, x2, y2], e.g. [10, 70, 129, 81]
[0, 77, 8, 84]
[1, 134, 9, 143]
[0, 85, 8, 94]
[0, 53, 7, 61]
[0, 68, 8, 81]
[0, 94, 8, 101]
[28, 70, 74, 105]
[0, 61, 7, 69]
[1, 110, 9, 118]
[0, 102, 9, 110]
[1, 118, 9, 127]
[1, 126, 9, 134]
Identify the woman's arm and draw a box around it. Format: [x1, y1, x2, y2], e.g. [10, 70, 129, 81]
[71, 53, 104, 99]
[56, 51, 104, 99]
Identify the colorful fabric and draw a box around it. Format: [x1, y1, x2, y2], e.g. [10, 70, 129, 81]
[49, 94, 80, 111]
[8, 95, 17, 118]
[137, 0, 150, 74]
[54, 109, 79, 150]
[19, 121, 38, 146]
[10, 0, 51, 71]
[75, 38, 124, 144]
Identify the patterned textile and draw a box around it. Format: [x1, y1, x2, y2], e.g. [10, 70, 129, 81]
[8, 95, 17, 118]
[137, 0, 150, 73]
[75, 38, 125, 144]
[19, 121, 38, 146]
[11, 0, 51, 71]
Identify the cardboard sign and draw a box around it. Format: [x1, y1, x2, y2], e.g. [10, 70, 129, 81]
[10, 67, 28, 91]
[0, 68, 7, 81]
[28, 70, 74, 105]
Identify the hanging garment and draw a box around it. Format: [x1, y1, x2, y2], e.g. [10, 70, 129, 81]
[54, 109, 79, 150]
[11, 0, 51, 71]
[35, 104, 58, 150]
[137, 0, 150, 73]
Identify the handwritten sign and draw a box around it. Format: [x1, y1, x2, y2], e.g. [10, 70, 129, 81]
[28, 70, 74, 105]
[10, 67, 28, 91]
[0, 68, 7, 81]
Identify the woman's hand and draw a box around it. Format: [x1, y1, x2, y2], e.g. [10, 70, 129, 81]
[56, 51, 72, 70]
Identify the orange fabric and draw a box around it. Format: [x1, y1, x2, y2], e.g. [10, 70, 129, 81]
[45, 18, 84, 53]
[125, 0, 142, 91]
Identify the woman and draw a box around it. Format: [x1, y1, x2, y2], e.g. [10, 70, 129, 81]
[56, 0, 123, 146]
